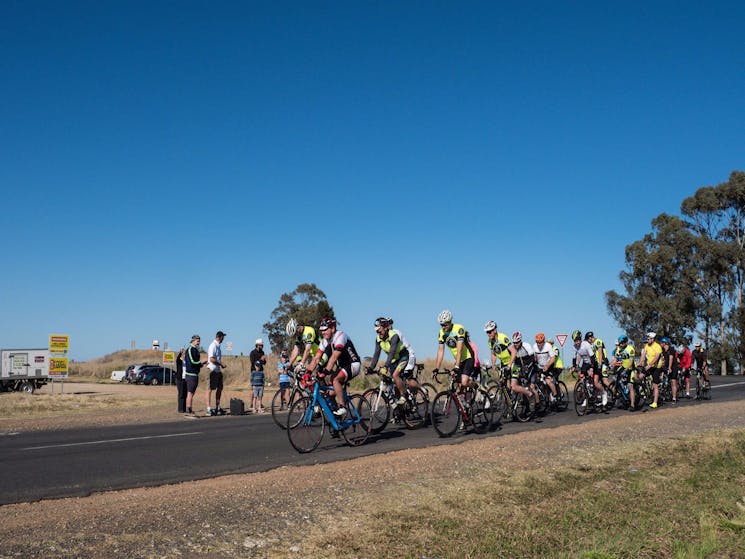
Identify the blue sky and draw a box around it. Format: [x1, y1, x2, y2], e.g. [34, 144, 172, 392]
[2, 1, 743, 362]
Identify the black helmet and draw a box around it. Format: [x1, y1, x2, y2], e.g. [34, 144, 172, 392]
[571, 329, 582, 341]
[584, 331, 594, 341]
[319, 316, 337, 330]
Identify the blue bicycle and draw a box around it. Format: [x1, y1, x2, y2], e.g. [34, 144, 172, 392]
[286, 372, 371, 453]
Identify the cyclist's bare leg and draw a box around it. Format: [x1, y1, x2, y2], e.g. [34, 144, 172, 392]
[510, 378, 532, 399]
[672, 378, 678, 401]
[544, 374, 557, 397]
[392, 368, 405, 398]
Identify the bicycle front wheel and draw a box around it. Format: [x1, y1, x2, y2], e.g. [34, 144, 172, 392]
[470, 391, 494, 434]
[431, 391, 461, 437]
[363, 388, 390, 434]
[341, 394, 371, 447]
[403, 388, 429, 430]
[574, 383, 589, 416]
[555, 381, 569, 411]
[287, 397, 325, 453]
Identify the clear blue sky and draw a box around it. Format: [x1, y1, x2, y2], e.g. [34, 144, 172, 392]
[2, 1, 743, 361]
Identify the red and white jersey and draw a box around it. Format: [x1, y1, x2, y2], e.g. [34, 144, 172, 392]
[318, 330, 361, 371]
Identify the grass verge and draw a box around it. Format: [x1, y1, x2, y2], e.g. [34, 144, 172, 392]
[303, 430, 745, 559]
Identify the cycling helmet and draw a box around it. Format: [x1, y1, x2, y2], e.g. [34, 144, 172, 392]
[647, 332, 656, 339]
[319, 316, 336, 330]
[285, 318, 298, 337]
[584, 331, 594, 341]
[483, 320, 497, 333]
[617, 334, 629, 344]
[694, 341, 702, 347]
[386, 317, 394, 326]
[571, 329, 582, 341]
[676, 344, 685, 354]
[438, 309, 452, 325]
[535, 332, 545, 343]
[374, 317, 391, 328]
[660, 336, 670, 344]
[512, 331, 522, 343]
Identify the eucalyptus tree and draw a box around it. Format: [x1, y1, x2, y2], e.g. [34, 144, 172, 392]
[262, 283, 334, 353]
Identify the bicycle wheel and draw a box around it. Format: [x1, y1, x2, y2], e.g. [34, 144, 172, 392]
[702, 379, 711, 400]
[363, 388, 390, 435]
[420, 382, 438, 402]
[470, 390, 494, 434]
[341, 394, 371, 447]
[574, 383, 589, 416]
[513, 392, 532, 422]
[534, 385, 550, 415]
[431, 391, 461, 437]
[271, 389, 298, 429]
[403, 388, 429, 430]
[487, 384, 507, 422]
[555, 381, 569, 411]
[287, 397, 325, 453]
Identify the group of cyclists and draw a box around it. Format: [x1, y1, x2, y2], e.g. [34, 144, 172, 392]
[282, 310, 712, 423]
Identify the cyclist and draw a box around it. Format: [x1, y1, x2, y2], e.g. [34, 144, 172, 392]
[547, 338, 564, 377]
[692, 341, 709, 384]
[611, 334, 638, 410]
[638, 332, 664, 409]
[432, 310, 478, 391]
[366, 317, 417, 406]
[484, 321, 517, 375]
[533, 333, 558, 402]
[676, 343, 692, 399]
[307, 317, 362, 417]
[286, 318, 322, 367]
[585, 331, 612, 398]
[507, 331, 539, 409]
[571, 329, 606, 408]
[660, 337, 679, 403]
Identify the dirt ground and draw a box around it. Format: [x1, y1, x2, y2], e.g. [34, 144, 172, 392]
[0, 382, 744, 558]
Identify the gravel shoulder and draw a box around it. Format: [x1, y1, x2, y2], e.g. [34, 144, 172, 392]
[0, 384, 743, 558]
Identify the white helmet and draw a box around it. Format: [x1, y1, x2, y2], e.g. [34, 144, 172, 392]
[484, 320, 497, 333]
[255, 338, 264, 346]
[438, 309, 452, 325]
[285, 318, 298, 337]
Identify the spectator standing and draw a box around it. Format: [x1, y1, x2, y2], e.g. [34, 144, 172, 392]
[206, 331, 228, 416]
[277, 351, 291, 410]
[176, 347, 187, 413]
[184, 335, 207, 416]
[250, 339, 267, 413]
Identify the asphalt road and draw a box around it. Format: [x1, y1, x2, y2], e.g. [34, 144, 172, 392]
[1, 377, 743, 506]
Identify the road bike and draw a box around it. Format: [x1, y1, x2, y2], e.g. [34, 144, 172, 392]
[362, 368, 429, 434]
[271, 364, 311, 429]
[694, 366, 711, 400]
[572, 369, 608, 416]
[430, 369, 494, 437]
[484, 365, 532, 423]
[286, 372, 371, 453]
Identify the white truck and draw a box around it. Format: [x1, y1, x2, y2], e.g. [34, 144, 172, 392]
[0, 349, 51, 394]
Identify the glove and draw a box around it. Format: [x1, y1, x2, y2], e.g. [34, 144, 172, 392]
[453, 366, 461, 374]
[365, 366, 375, 375]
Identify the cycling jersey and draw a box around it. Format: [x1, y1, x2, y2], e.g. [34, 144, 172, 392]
[692, 348, 707, 369]
[293, 326, 320, 358]
[615, 344, 636, 371]
[533, 341, 555, 369]
[513, 342, 535, 370]
[678, 347, 692, 370]
[574, 341, 594, 367]
[318, 330, 361, 375]
[644, 341, 663, 368]
[488, 332, 512, 366]
[553, 345, 564, 369]
[592, 338, 608, 367]
[369, 328, 415, 371]
[438, 323, 474, 360]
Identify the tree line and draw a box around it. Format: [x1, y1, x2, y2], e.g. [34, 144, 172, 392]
[606, 170, 745, 374]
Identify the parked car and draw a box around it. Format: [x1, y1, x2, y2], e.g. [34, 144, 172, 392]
[138, 366, 177, 386]
[125, 363, 154, 383]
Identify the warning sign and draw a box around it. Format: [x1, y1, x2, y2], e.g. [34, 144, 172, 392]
[556, 334, 568, 347]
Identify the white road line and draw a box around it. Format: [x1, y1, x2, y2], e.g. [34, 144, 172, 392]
[712, 380, 745, 388]
[23, 432, 203, 451]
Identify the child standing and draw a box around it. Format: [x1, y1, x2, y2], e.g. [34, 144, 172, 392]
[250, 338, 267, 414]
[277, 351, 291, 410]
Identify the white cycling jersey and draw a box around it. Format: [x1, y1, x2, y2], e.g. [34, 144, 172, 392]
[575, 340, 594, 366]
[534, 341, 555, 369]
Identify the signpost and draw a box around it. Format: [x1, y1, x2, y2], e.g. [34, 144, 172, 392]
[49, 333, 70, 394]
[163, 351, 176, 386]
[555, 334, 568, 348]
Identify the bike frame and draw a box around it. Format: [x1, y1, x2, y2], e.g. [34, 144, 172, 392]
[303, 378, 361, 431]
